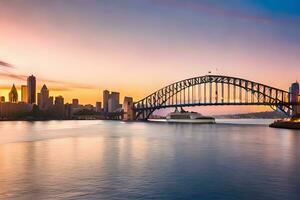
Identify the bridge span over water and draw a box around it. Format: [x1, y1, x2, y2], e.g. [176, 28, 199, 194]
[132, 75, 299, 120]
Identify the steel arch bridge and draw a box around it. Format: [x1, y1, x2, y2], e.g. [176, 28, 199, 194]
[133, 75, 299, 120]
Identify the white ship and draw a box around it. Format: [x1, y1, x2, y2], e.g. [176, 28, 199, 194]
[166, 108, 215, 124]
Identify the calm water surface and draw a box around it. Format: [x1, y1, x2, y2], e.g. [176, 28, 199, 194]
[0, 120, 300, 200]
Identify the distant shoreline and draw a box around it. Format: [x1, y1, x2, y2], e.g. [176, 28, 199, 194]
[213, 111, 286, 119]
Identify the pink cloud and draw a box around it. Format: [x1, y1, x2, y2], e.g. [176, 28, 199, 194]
[0, 60, 14, 68]
[0, 70, 95, 90]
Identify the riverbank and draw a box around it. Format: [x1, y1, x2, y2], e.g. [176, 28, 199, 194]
[270, 121, 300, 129]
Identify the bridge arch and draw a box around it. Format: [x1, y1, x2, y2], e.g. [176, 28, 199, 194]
[133, 75, 297, 120]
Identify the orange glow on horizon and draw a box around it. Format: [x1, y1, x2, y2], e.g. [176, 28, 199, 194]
[1, 1, 299, 114]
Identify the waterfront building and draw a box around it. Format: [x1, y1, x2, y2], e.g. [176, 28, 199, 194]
[108, 98, 113, 113]
[0, 96, 5, 103]
[37, 93, 41, 106]
[84, 104, 94, 110]
[38, 84, 50, 110]
[103, 90, 122, 113]
[0, 102, 32, 119]
[64, 103, 73, 119]
[71, 104, 95, 115]
[49, 96, 54, 106]
[123, 97, 135, 120]
[108, 92, 120, 113]
[55, 96, 64, 105]
[298, 96, 300, 115]
[9, 84, 18, 103]
[290, 82, 299, 116]
[27, 75, 36, 104]
[21, 85, 28, 102]
[96, 102, 102, 112]
[103, 90, 109, 113]
[54, 96, 65, 119]
[72, 99, 79, 107]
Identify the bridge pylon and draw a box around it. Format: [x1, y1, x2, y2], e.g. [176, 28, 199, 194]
[123, 97, 135, 121]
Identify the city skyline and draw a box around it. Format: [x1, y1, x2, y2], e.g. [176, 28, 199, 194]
[1, 0, 300, 114]
[0, 75, 111, 107]
[1, 2, 300, 199]
[0, 73, 133, 120]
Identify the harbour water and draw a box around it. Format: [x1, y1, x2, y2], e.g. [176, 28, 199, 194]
[0, 120, 300, 200]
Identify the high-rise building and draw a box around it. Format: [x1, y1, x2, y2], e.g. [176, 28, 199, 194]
[103, 90, 121, 113]
[72, 99, 79, 106]
[111, 92, 120, 103]
[64, 103, 73, 119]
[103, 90, 110, 113]
[55, 96, 64, 105]
[21, 85, 28, 103]
[9, 84, 18, 103]
[298, 96, 300, 114]
[108, 92, 120, 112]
[27, 75, 36, 104]
[49, 96, 54, 106]
[54, 96, 65, 119]
[290, 82, 300, 116]
[108, 98, 113, 113]
[38, 84, 50, 110]
[37, 93, 41, 106]
[96, 102, 102, 112]
[0, 96, 5, 103]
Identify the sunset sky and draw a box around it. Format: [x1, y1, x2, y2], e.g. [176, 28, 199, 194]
[1, 0, 300, 114]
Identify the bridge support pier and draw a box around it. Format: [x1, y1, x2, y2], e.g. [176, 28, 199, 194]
[123, 97, 135, 121]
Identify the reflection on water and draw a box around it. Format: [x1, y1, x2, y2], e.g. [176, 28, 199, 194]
[0, 120, 300, 200]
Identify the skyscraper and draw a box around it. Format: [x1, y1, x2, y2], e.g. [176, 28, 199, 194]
[103, 90, 109, 113]
[21, 85, 28, 103]
[27, 75, 36, 104]
[54, 96, 65, 119]
[55, 96, 64, 105]
[290, 82, 299, 116]
[108, 92, 120, 112]
[9, 84, 18, 103]
[38, 84, 50, 110]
